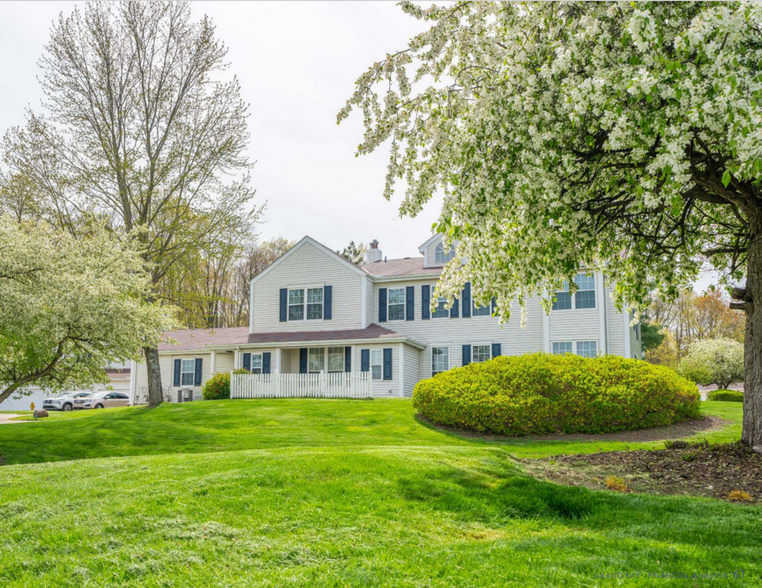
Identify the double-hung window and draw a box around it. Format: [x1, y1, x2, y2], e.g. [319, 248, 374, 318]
[288, 286, 323, 321]
[552, 342, 573, 355]
[328, 347, 344, 373]
[181, 359, 196, 386]
[472, 302, 491, 316]
[434, 242, 456, 264]
[250, 353, 263, 374]
[552, 273, 596, 310]
[388, 288, 405, 321]
[432, 296, 449, 318]
[432, 346, 449, 376]
[574, 274, 596, 309]
[370, 349, 383, 380]
[472, 344, 491, 363]
[576, 341, 598, 358]
[308, 348, 325, 373]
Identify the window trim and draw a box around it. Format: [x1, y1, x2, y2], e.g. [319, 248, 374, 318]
[552, 273, 597, 311]
[471, 342, 492, 364]
[551, 340, 599, 357]
[370, 349, 383, 380]
[576, 340, 598, 358]
[551, 341, 573, 355]
[250, 353, 263, 374]
[287, 284, 325, 322]
[431, 345, 450, 376]
[180, 359, 196, 386]
[387, 287, 406, 322]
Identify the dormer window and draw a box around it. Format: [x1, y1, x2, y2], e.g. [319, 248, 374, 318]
[434, 242, 456, 264]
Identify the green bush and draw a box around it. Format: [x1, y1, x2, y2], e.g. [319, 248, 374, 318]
[413, 353, 700, 436]
[708, 389, 744, 402]
[202, 369, 249, 401]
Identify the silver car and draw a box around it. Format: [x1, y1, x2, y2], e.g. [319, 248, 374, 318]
[80, 391, 131, 409]
[42, 391, 93, 412]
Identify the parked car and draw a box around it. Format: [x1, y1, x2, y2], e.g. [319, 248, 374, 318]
[42, 391, 93, 412]
[80, 391, 131, 409]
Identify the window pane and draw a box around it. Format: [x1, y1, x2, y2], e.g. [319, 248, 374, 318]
[574, 274, 596, 291]
[251, 354, 262, 369]
[473, 304, 490, 316]
[289, 304, 304, 321]
[473, 345, 491, 363]
[432, 347, 449, 375]
[432, 297, 449, 318]
[434, 243, 455, 264]
[288, 289, 304, 304]
[307, 288, 323, 303]
[371, 349, 383, 380]
[575, 290, 596, 309]
[552, 342, 572, 355]
[577, 341, 597, 358]
[307, 302, 323, 320]
[552, 292, 572, 310]
[388, 288, 405, 304]
[308, 348, 325, 373]
[328, 347, 344, 372]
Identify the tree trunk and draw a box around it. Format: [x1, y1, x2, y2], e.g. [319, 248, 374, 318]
[742, 235, 762, 447]
[143, 346, 164, 407]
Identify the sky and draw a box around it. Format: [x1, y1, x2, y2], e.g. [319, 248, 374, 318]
[0, 1, 720, 290]
[0, 1, 441, 260]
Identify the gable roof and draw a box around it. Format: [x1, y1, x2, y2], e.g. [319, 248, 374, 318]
[361, 257, 443, 278]
[159, 327, 250, 352]
[418, 233, 442, 253]
[250, 235, 367, 286]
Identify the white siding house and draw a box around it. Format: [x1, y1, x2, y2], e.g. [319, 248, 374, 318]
[133, 234, 642, 402]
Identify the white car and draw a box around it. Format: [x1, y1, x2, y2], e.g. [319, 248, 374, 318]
[42, 391, 93, 412]
[79, 391, 131, 409]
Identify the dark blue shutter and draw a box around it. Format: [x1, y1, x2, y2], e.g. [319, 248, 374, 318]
[451, 297, 459, 318]
[262, 352, 271, 374]
[379, 288, 387, 322]
[383, 348, 392, 380]
[324, 285, 332, 320]
[360, 349, 370, 372]
[406, 286, 414, 321]
[194, 358, 203, 386]
[243, 352, 251, 371]
[299, 348, 308, 374]
[462, 345, 471, 366]
[279, 288, 287, 322]
[345, 347, 352, 372]
[492, 343, 501, 358]
[422, 285, 430, 320]
[173, 359, 181, 386]
[462, 283, 471, 318]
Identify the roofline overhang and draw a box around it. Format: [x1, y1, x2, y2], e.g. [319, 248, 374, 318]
[370, 273, 442, 283]
[161, 335, 427, 354]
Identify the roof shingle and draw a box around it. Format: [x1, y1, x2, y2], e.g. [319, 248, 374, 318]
[361, 257, 442, 277]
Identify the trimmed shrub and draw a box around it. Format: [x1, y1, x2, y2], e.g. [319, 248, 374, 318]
[678, 338, 744, 389]
[708, 389, 744, 402]
[413, 353, 700, 436]
[202, 369, 249, 401]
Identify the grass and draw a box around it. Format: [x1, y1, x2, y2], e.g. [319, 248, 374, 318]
[0, 400, 758, 587]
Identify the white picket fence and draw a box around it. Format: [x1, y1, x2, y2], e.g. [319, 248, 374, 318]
[231, 372, 372, 399]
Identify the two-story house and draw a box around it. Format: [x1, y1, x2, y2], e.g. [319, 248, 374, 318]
[131, 234, 642, 401]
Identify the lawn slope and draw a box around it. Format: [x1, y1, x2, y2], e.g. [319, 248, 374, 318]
[0, 400, 758, 587]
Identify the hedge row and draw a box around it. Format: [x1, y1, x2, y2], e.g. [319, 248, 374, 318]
[708, 389, 744, 402]
[413, 353, 700, 436]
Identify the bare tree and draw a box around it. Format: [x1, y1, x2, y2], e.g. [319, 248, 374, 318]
[2, 2, 261, 406]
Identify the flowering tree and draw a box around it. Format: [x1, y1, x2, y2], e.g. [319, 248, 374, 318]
[340, 2, 762, 445]
[679, 339, 745, 390]
[0, 216, 176, 404]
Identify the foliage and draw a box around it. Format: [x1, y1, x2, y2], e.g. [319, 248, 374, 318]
[0, 401, 751, 587]
[202, 368, 250, 400]
[605, 476, 629, 493]
[640, 322, 666, 352]
[339, 241, 367, 265]
[413, 354, 700, 436]
[709, 389, 744, 403]
[1, 1, 261, 405]
[645, 329, 679, 368]
[678, 338, 745, 389]
[0, 215, 175, 403]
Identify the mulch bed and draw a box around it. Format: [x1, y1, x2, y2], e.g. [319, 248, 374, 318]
[524, 441, 762, 503]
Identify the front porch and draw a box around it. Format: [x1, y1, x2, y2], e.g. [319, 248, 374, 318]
[231, 371, 372, 399]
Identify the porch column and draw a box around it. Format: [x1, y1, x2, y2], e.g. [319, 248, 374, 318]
[275, 348, 282, 374]
[234, 348, 240, 369]
[398, 343, 405, 398]
[210, 350, 217, 375]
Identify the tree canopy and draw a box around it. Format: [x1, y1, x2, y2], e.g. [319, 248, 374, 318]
[0, 215, 175, 403]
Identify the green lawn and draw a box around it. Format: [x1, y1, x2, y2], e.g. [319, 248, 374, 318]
[0, 400, 758, 587]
